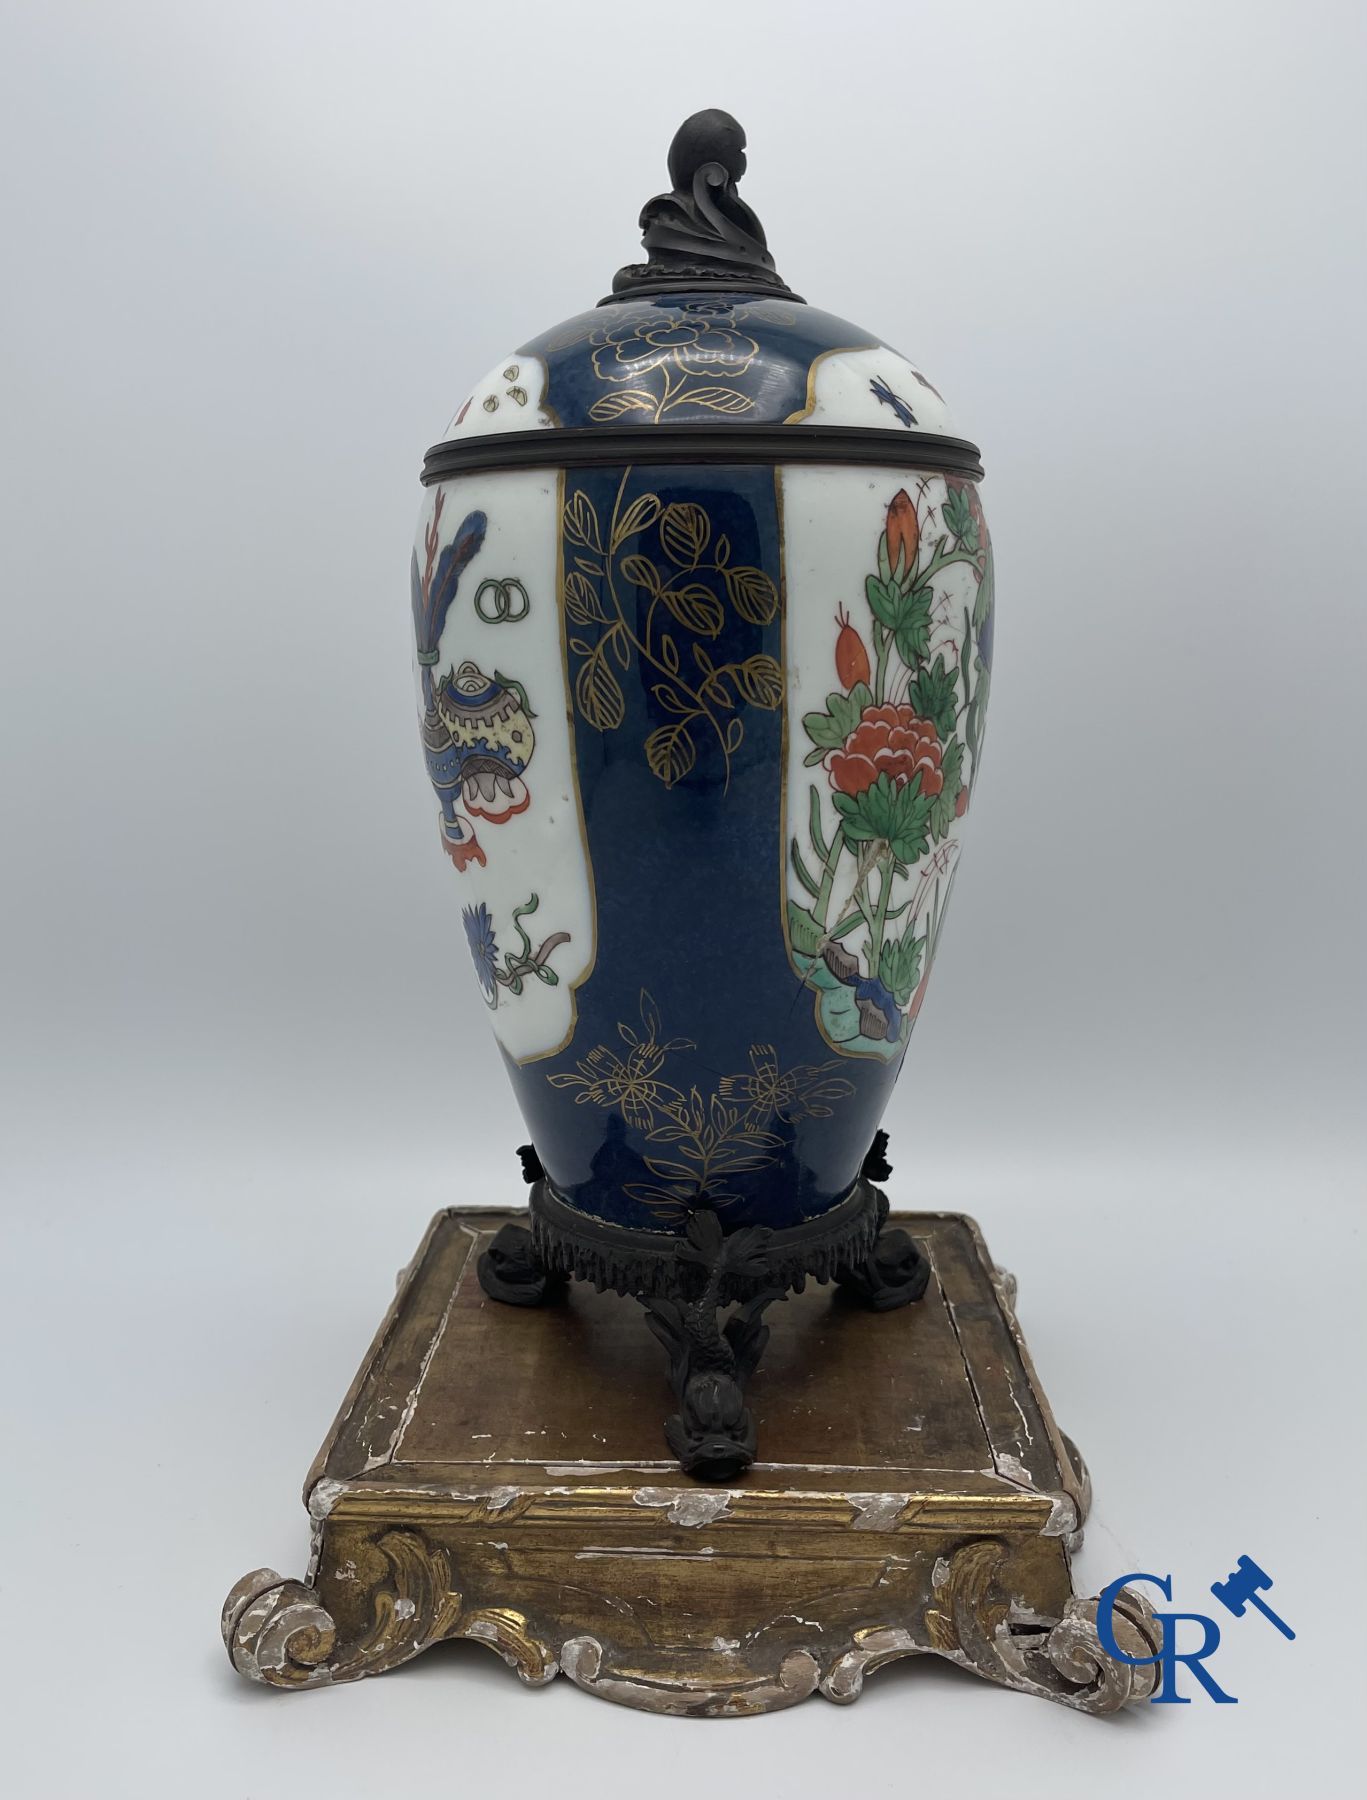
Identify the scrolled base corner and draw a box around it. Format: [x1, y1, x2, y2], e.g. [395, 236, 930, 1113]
[221, 1568, 338, 1689]
[1015, 1585, 1163, 1712]
[925, 1538, 1162, 1714]
[222, 1528, 557, 1695]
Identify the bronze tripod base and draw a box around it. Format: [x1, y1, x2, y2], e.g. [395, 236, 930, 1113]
[478, 1144, 927, 1479]
[223, 1200, 1162, 1715]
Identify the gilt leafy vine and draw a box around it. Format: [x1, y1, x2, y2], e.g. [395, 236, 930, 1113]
[562, 475, 783, 792]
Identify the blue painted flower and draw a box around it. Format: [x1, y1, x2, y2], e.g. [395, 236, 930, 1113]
[462, 902, 499, 1001]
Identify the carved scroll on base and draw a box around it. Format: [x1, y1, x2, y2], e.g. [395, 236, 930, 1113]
[222, 1530, 555, 1692]
[224, 1529, 1159, 1715]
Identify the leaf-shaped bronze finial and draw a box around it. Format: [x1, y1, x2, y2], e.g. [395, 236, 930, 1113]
[610, 110, 801, 302]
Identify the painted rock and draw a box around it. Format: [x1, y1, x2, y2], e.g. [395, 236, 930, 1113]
[410, 115, 993, 1244]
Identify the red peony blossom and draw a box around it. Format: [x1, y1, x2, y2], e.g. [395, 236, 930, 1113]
[829, 703, 943, 798]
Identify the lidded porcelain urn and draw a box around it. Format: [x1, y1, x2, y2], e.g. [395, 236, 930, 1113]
[411, 111, 994, 1477]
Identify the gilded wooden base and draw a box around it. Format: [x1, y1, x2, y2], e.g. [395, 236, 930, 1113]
[223, 1206, 1160, 1715]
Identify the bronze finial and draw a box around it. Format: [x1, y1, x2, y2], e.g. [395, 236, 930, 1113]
[610, 109, 800, 301]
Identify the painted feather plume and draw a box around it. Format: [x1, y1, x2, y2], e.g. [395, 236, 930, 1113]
[411, 505, 488, 664]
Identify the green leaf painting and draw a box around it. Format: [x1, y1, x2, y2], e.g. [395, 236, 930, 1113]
[907, 654, 959, 743]
[832, 771, 934, 866]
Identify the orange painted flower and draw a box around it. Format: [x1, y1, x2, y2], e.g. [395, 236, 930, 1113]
[828, 703, 943, 798]
[834, 605, 871, 690]
[885, 489, 920, 573]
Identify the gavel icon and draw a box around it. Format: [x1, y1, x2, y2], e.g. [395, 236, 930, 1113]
[1210, 1556, 1295, 1639]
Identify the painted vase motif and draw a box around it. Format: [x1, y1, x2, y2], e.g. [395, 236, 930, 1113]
[410, 128, 992, 1251]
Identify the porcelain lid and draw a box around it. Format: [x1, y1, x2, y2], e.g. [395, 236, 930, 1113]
[421, 112, 982, 484]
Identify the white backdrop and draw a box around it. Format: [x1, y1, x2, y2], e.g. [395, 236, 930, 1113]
[1, 3, 1363, 1795]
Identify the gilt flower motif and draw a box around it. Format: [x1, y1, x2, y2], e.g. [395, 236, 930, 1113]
[545, 994, 854, 1220]
[591, 307, 759, 384]
[547, 991, 694, 1134]
[719, 1045, 854, 1130]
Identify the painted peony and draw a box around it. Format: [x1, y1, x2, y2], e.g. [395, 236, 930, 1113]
[828, 703, 943, 799]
